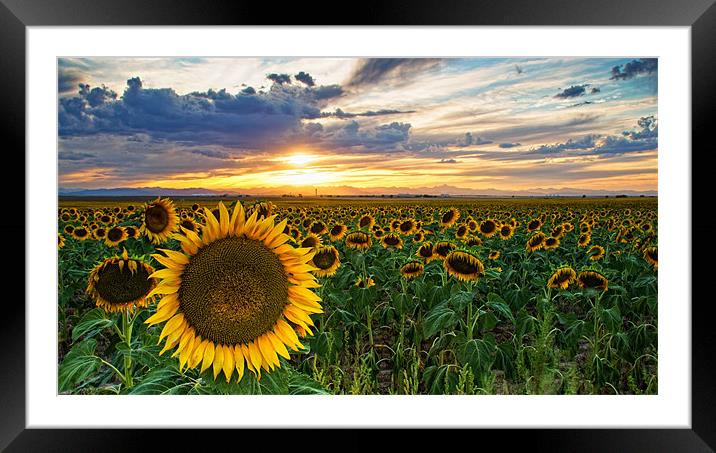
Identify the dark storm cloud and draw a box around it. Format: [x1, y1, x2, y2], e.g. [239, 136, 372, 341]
[58, 68, 85, 95]
[610, 58, 658, 80]
[294, 71, 315, 87]
[555, 85, 588, 98]
[499, 142, 521, 148]
[58, 76, 347, 148]
[346, 58, 443, 88]
[308, 120, 413, 151]
[322, 108, 415, 119]
[266, 73, 292, 85]
[58, 150, 95, 161]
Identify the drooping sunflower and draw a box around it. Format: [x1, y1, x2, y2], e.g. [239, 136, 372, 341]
[355, 276, 376, 288]
[358, 214, 375, 230]
[464, 236, 483, 247]
[400, 261, 425, 280]
[300, 233, 323, 250]
[577, 269, 609, 291]
[478, 219, 498, 238]
[87, 249, 157, 313]
[329, 224, 347, 241]
[526, 232, 546, 253]
[71, 227, 90, 241]
[141, 197, 179, 244]
[498, 224, 514, 240]
[643, 246, 658, 270]
[345, 231, 372, 250]
[444, 250, 485, 282]
[416, 241, 437, 262]
[547, 266, 577, 290]
[309, 246, 341, 278]
[380, 233, 404, 250]
[543, 236, 560, 250]
[440, 208, 460, 228]
[105, 226, 128, 247]
[433, 241, 457, 260]
[587, 244, 606, 261]
[145, 201, 322, 382]
[58, 233, 65, 249]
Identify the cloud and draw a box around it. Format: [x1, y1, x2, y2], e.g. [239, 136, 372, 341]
[438, 158, 458, 163]
[591, 87, 600, 94]
[346, 58, 442, 88]
[59, 76, 346, 148]
[499, 142, 521, 148]
[610, 59, 658, 80]
[190, 149, 236, 160]
[311, 120, 412, 151]
[294, 71, 315, 87]
[555, 85, 588, 98]
[322, 108, 415, 119]
[266, 73, 291, 85]
[58, 151, 95, 161]
[58, 68, 85, 95]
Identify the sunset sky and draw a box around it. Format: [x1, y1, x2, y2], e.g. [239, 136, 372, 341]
[58, 57, 657, 193]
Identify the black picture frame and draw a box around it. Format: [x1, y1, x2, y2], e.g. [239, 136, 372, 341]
[3, 0, 713, 450]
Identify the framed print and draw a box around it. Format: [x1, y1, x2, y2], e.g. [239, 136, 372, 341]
[4, 0, 714, 450]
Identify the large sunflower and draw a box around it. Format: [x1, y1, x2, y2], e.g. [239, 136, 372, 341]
[526, 232, 546, 253]
[141, 197, 179, 244]
[105, 226, 128, 247]
[87, 249, 157, 313]
[400, 261, 425, 280]
[478, 219, 498, 238]
[328, 224, 347, 241]
[577, 269, 609, 291]
[444, 250, 484, 282]
[440, 208, 460, 228]
[547, 266, 576, 290]
[309, 246, 341, 277]
[145, 202, 322, 382]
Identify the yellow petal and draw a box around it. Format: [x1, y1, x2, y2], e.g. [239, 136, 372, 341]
[151, 253, 185, 271]
[241, 344, 255, 374]
[233, 345, 245, 382]
[219, 202, 230, 237]
[222, 345, 235, 382]
[230, 202, 246, 236]
[189, 339, 207, 369]
[156, 249, 190, 266]
[201, 342, 215, 373]
[267, 331, 290, 360]
[258, 335, 279, 369]
[157, 313, 185, 341]
[247, 341, 263, 374]
[284, 305, 315, 329]
[290, 298, 323, 314]
[178, 333, 196, 370]
[213, 344, 224, 379]
[149, 268, 181, 280]
[275, 319, 303, 351]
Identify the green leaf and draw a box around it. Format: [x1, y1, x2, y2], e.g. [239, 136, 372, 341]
[287, 369, 330, 395]
[72, 308, 114, 341]
[458, 336, 497, 373]
[487, 293, 515, 323]
[59, 338, 102, 392]
[423, 303, 459, 338]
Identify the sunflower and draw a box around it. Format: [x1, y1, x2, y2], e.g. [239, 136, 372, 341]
[300, 233, 323, 250]
[64, 224, 75, 235]
[141, 197, 179, 244]
[145, 201, 322, 382]
[413, 231, 424, 242]
[467, 219, 478, 232]
[329, 224, 347, 241]
[478, 219, 498, 238]
[398, 219, 416, 235]
[125, 226, 139, 240]
[577, 269, 609, 291]
[433, 241, 457, 260]
[87, 249, 157, 313]
[464, 236, 483, 247]
[643, 246, 658, 270]
[526, 232, 546, 253]
[494, 224, 512, 240]
[416, 242, 437, 262]
[180, 218, 199, 234]
[488, 250, 500, 260]
[58, 233, 65, 249]
[527, 219, 542, 232]
[358, 214, 375, 230]
[547, 266, 576, 290]
[309, 221, 328, 236]
[345, 231, 372, 250]
[380, 233, 404, 250]
[551, 225, 565, 239]
[105, 226, 128, 247]
[543, 236, 560, 250]
[94, 228, 107, 240]
[444, 250, 484, 282]
[587, 245, 606, 261]
[355, 276, 375, 288]
[456, 225, 469, 239]
[71, 227, 90, 241]
[309, 246, 341, 277]
[577, 233, 591, 247]
[440, 208, 460, 228]
[400, 261, 425, 280]
[60, 212, 71, 222]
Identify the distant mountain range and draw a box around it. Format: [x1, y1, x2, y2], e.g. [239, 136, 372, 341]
[59, 185, 657, 198]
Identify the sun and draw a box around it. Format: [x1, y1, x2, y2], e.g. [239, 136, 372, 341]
[285, 153, 316, 166]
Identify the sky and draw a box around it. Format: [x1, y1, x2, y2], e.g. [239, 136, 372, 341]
[58, 57, 658, 193]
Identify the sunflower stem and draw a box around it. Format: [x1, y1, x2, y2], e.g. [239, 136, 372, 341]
[122, 310, 134, 389]
[96, 357, 126, 384]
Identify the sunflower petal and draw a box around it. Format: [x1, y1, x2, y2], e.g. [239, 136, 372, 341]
[219, 202, 230, 237]
[213, 344, 224, 379]
[201, 342, 215, 373]
[222, 345, 235, 382]
[267, 331, 290, 360]
[233, 345, 245, 382]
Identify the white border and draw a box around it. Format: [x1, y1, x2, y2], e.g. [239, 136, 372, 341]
[28, 26, 690, 428]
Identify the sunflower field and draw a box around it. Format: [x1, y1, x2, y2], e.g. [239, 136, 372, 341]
[57, 197, 658, 395]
